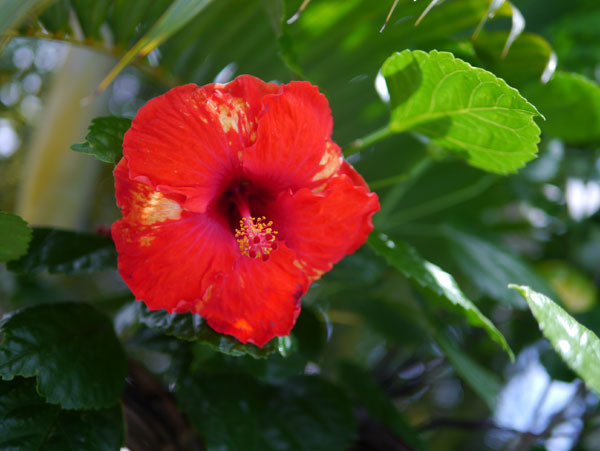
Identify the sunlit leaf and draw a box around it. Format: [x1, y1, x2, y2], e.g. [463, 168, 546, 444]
[176, 373, 356, 451]
[71, 116, 131, 164]
[0, 378, 124, 450]
[381, 50, 541, 174]
[7, 228, 117, 275]
[0, 211, 32, 263]
[524, 71, 600, 144]
[368, 233, 513, 360]
[136, 303, 291, 359]
[510, 285, 600, 395]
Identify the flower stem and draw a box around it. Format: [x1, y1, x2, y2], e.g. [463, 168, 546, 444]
[343, 126, 392, 158]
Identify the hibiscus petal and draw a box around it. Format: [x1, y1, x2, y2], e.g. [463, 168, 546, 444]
[112, 160, 238, 313]
[267, 171, 380, 282]
[243, 81, 344, 193]
[123, 76, 279, 213]
[199, 243, 308, 347]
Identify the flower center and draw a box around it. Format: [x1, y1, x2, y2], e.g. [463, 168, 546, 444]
[235, 216, 278, 260]
[231, 187, 278, 261]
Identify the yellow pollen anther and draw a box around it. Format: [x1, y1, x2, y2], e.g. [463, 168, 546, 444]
[235, 216, 278, 261]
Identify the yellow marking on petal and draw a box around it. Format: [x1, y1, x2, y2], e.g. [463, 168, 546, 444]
[139, 235, 155, 247]
[218, 97, 246, 134]
[140, 192, 182, 225]
[312, 141, 342, 182]
[234, 318, 252, 332]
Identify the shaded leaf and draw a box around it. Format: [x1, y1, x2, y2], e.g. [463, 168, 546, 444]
[382, 50, 541, 174]
[368, 233, 513, 359]
[524, 71, 600, 144]
[473, 31, 554, 86]
[435, 332, 502, 409]
[71, 116, 131, 164]
[338, 362, 426, 450]
[0, 303, 127, 409]
[0, 0, 49, 36]
[97, 0, 214, 92]
[0, 211, 32, 263]
[7, 228, 117, 275]
[176, 373, 356, 451]
[136, 303, 292, 359]
[0, 378, 124, 450]
[510, 285, 600, 395]
[444, 228, 554, 308]
[537, 261, 597, 313]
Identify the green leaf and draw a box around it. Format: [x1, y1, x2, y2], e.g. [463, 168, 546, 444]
[0, 211, 32, 263]
[7, 228, 117, 275]
[0, 303, 126, 409]
[71, 116, 131, 164]
[473, 31, 554, 87]
[381, 50, 541, 174]
[523, 71, 600, 144]
[443, 228, 554, 308]
[510, 285, 600, 395]
[70, 0, 112, 39]
[338, 362, 426, 450]
[176, 373, 356, 451]
[435, 332, 502, 409]
[136, 303, 291, 359]
[0, 0, 49, 36]
[0, 378, 124, 450]
[368, 232, 513, 360]
[97, 0, 214, 92]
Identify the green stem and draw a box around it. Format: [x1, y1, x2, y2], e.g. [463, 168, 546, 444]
[343, 126, 392, 158]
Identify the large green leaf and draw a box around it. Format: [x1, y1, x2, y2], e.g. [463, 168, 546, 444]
[71, 116, 131, 164]
[136, 303, 292, 359]
[0, 0, 49, 36]
[381, 50, 541, 174]
[176, 373, 356, 451]
[0, 378, 124, 450]
[0, 211, 32, 263]
[368, 232, 513, 359]
[443, 228, 554, 308]
[7, 228, 117, 275]
[511, 285, 600, 395]
[0, 303, 126, 409]
[524, 71, 600, 144]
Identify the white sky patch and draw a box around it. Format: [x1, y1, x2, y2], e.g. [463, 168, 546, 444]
[0, 119, 20, 158]
[566, 178, 600, 221]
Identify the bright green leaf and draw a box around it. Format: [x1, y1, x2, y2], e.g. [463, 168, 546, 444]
[524, 71, 600, 144]
[0, 303, 127, 409]
[71, 116, 131, 164]
[7, 228, 116, 275]
[176, 373, 356, 451]
[0, 378, 124, 450]
[137, 303, 291, 359]
[382, 50, 541, 173]
[510, 285, 600, 395]
[0, 211, 32, 263]
[368, 232, 513, 360]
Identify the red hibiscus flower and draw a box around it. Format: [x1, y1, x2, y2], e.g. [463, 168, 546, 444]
[112, 75, 379, 347]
